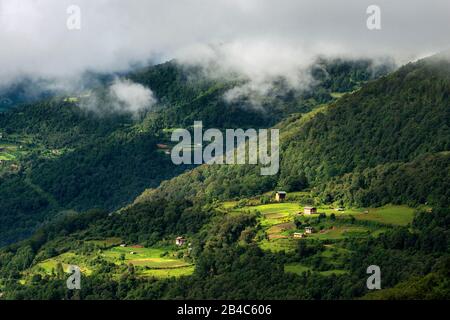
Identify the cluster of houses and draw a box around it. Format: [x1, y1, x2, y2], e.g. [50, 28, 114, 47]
[274, 192, 320, 239]
[293, 227, 314, 239]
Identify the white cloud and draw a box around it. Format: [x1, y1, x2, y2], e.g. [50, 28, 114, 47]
[108, 78, 156, 113]
[81, 78, 157, 116]
[0, 0, 448, 88]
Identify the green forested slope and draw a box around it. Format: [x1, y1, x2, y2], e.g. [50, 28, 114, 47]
[137, 55, 450, 208]
[0, 55, 448, 300]
[0, 58, 380, 246]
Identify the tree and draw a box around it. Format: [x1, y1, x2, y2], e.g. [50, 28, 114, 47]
[55, 262, 65, 279]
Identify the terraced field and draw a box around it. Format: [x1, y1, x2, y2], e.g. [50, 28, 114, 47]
[102, 246, 194, 278]
[307, 226, 370, 240]
[0, 144, 19, 161]
[234, 203, 300, 227]
[23, 242, 194, 282]
[31, 252, 93, 276]
[241, 203, 300, 215]
[140, 266, 195, 278]
[225, 199, 417, 254]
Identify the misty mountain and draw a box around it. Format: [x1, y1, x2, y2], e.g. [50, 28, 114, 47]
[0, 57, 386, 246]
[134, 54, 450, 208]
[0, 53, 448, 301]
[0, 72, 122, 113]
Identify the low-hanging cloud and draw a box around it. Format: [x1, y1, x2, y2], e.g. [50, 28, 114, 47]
[108, 78, 156, 113]
[175, 40, 331, 107]
[0, 0, 449, 91]
[81, 78, 157, 116]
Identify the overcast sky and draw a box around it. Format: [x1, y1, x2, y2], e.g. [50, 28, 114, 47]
[0, 0, 449, 86]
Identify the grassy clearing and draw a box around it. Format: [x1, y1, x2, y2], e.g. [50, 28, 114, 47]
[330, 92, 346, 99]
[267, 222, 295, 238]
[284, 263, 349, 277]
[63, 97, 80, 103]
[23, 242, 194, 281]
[236, 201, 363, 218]
[319, 269, 349, 276]
[32, 252, 93, 276]
[139, 265, 195, 278]
[262, 213, 292, 227]
[221, 201, 238, 209]
[103, 246, 173, 263]
[244, 203, 300, 215]
[86, 237, 123, 248]
[234, 201, 415, 227]
[101, 246, 193, 278]
[355, 205, 415, 226]
[301, 205, 365, 216]
[259, 238, 296, 253]
[0, 153, 15, 161]
[0, 144, 19, 161]
[235, 202, 300, 227]
[284, 263, 311, 274]
[307, 226, 370, 240]
[128, 258, 187, 268]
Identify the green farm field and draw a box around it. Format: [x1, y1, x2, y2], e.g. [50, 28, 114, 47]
[224, 198, 418, 253]
[22, 243, 194, 281]
[239, 203, 300, 215]
[140, 265, 195, 278]
[101, 246, 194, 278]
[306, 226, 370, 240]
[30, 252, 93, 277]
[354, 205, 416, 226]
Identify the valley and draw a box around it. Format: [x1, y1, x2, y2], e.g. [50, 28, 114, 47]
[0, 55, 448, 300]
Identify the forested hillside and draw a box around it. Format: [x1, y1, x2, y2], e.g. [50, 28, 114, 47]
[0, 54, 448, 300]
[137, 55, 450, 209]
[0, 58, 382, 246]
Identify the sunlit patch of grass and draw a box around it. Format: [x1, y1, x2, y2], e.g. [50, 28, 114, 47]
[32, 252, 93, 276]
[355, 205, 415, 226]
[86, 237, 123, 247]
[258, 238, 296, 253]
[139, 265, 194, 278]
[243, 203, 300, 215]
[319, 269, 349, 276]
[102, 245, 192, 277]
[221, 201, 238, 209]
[0, 153, 15, 161]
[307, 226, 369, 240]
[284, 263, 349, 277]
[284, 263, 311, 275]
